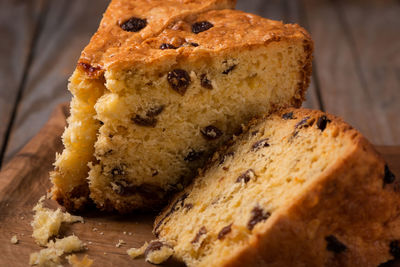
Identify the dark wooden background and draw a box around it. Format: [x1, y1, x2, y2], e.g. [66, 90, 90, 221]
[0, 0, 399, 169]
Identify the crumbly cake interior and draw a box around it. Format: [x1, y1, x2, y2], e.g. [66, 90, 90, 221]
[51, 71, 105, 209]
[50, 0, 237, 211]
[153, 109, 383, 267]
[89, 40, 310, 212]
[50, 0, 313, 212]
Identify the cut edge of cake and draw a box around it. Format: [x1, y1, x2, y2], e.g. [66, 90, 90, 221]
[85, 10, 313, 213]
[153, 108, 400, 267]
[50, 0, 238, 211]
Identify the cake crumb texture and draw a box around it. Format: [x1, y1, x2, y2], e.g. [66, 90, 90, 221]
[144, 240, 174, 264]
[29, 235, 84, 267]
[155, 108, 400, 267]
[10, 235, 18, 244]
[31, 196, 83, 246]
[50, 0, 313, 213]
[67, 255, 94, 267]
[127, 242, 148, 259]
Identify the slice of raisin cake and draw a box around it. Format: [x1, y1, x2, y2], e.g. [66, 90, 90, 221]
[50, 0, 237, 211]
[154, 108, 400, 267]
[51, 0, 313, 213]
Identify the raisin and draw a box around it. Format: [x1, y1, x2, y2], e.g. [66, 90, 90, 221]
[146, 105, 164, 117]
[77, 62, 102, 77]
[201, 125, 223, 140]
[316, 115, 331, 131]
[112, 179, 135, 196]
[184, 203, 193, 210]
[217, 223, 232, 240]
[384, 165, 396, 185]
[236, 169, 256, 183]
[282, 112, 295, 120]
[222, 64, 236, 74]
[144, 241, 164, 257]
[247, 206, 270, 230]
[99, 120, 104, 125]
[184, 149, 204, 162]
[191, 226, 207, 244]
[325, 235, 347, 253]
[189, 42, 199, 47]
[200, 74, 213, 89]
[390, 240, 400, 258]
[120, 17, 147, 32]
[295, 116, 315, 129]
[132, 115, 157, 127]
[251, 138, 270, 151]
[151, 169, 159, 177]
[111, 167, 125, 177]
[192, 21, 214, 34]
[251, 130, 259, 136]
[160, 43, 177, 50]
[167, 69, 191, 95]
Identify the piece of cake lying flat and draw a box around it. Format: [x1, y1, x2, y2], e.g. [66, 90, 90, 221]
[51, 0, 313, 213]
[50, 0, 237, 211]
[154, 108, 400, 267]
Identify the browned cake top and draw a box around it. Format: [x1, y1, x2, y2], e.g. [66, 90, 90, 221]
[79, 0, 236, 71]
[78, 0, 311, 74]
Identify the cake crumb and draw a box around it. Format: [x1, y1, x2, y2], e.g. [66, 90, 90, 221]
[145, 240, 174, 264]
[67, 254, 93, 267]
[127, 242, 148, 259]
[100, 232, 104, 235]
[11, 235, 19, 244]
[116, 239, 126, 248]
[29, 235, 83, 266]
[21, 216, 25, 220]
[123, 231, 127, 235]
[31, 196, 83, 246]
[92, 227, 98, 232]
[128, 232, 133, 236]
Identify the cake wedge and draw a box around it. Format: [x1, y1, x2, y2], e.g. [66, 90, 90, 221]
[154, 108, 400, 267]
[51, 0, 313, 213]
[50, 0, 237, 211]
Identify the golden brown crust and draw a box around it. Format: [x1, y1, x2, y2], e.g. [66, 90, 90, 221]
[79, 0, 236, 72]
[79, 4, 312, 73]
[155, 108, 400, 266]
[225, 136, 398, 266]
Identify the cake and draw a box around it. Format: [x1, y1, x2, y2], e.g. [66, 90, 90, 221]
[154, 108, 400, 267]
[50, 0, 313, 213]
[50, 0, 237, 211]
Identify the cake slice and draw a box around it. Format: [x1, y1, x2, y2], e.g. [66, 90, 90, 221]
[154, 108, 400, 267]
[50, 0, 237, 211]
[51, 0, 313, 213]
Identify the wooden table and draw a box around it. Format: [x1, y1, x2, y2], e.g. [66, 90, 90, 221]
[1, 0, 399, 169]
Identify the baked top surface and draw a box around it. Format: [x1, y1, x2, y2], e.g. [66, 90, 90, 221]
[79, 0, 310, 71]
[79, 0, 236, 69]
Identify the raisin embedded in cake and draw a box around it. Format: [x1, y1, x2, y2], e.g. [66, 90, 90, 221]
[154, 108, 400, 267]
[50, 0, 313, 213]
[49, 0, 237, 211]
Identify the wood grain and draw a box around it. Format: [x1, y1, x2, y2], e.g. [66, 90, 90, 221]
[0, 0, 47, 167]
[302, 0, 400, 145]
[0, 104, 399, 267]
[2, 0, 109, 165]
[337, 0, 400, 144]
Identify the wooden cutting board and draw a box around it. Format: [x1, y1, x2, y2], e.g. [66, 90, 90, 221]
[0, 104, 399, 267]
